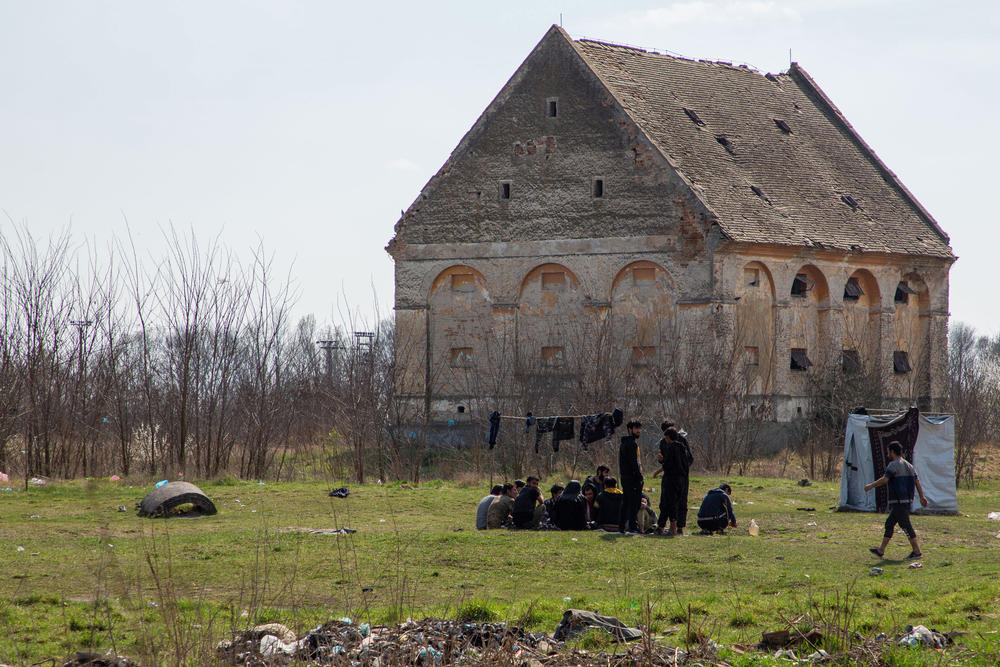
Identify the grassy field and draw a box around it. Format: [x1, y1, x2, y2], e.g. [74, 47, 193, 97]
[2, 474, 1000, 665]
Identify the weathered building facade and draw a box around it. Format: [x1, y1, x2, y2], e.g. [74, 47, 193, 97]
[387, 26, 954, 426]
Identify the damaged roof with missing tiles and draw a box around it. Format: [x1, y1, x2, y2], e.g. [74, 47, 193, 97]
[570, 36, 953, 259]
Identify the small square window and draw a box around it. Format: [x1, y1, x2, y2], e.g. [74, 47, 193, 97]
[547, 98, 558, 117]
[450, 347, 473, 366]
[632, 267, 656, 285]
[541, 346, 565, 365]
[500, 181, 511, 200]
[893, 350, 912, 374]
[744, 268, 759, 287]
[790, 348, 812, 371]
[450, 273, 475, 292]
[895, 281, 917, 304]
[745, 346, 759, 366]
[632, 346, 656, 365]
[844, 277, 864, 300]
[842, 349, 861, 374]
[592, 178, 604, 198]
[791, 273, 814, 297]
[541, 271, 566, 291]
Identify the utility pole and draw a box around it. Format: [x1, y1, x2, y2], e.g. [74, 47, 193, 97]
[69, 319, 92, 376]
[316, 338, 344, 381]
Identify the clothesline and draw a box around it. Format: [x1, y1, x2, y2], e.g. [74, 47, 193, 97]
[495, 413, 594, 420]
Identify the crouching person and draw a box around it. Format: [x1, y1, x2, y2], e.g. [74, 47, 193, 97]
[697, 483, 736, 535]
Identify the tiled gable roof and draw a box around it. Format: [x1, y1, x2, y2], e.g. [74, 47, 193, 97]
[571, 38, 953, 259]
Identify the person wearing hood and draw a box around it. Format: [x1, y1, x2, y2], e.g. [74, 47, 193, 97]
[550, 480, 588, 530]
[594, 477, 625, 531]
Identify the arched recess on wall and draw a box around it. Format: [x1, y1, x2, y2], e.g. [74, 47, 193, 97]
[517, 262, 589, 369]
[609, 261, 676, 368]
[427, 265, 492, 395]
[735, 261, 775, 394]
[787, 264, 830, 372]
[842, 269, 881, 370]
[892, 271, 930, 399]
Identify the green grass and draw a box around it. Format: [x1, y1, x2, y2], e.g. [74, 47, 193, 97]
[1, 475, 1000, 664]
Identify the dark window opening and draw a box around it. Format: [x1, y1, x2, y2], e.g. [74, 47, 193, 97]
[750, 185, 771, 204]
[895, 281, 917, 304]
[790, 273, 814, 297]
[745, 346, 759, 366]
[500, 182, 511, 199]
[548, 100, 558, 117]
[450, 347, 474, 366]
[593, 178, 604, 198]
[843, 277, 864, 300]
[774, 118, 792, 134]
[790, 348, 813, 371]
[683, 107, 705, 126]
[744, 267, 759, 287]
[841, 194, 860, 210]
[893, 351, 912, 374]
[541, 346, 565, 365]
[842, 349, 861, 374]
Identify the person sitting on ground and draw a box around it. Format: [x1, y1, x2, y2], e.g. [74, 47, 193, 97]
[550, 480, 588, 530]
[511, 476, 546, 529]
[486, 483, 517, 529]
[476, 484, 503, 530]
[543, 483, 564, 518]
[514, 479, 526, 491]
[583, 465, 610, 499]
[637, 494, 658, 534]
[696, 483, 736, 535]
[582, 485, 597, 526]
[593, 477, 625, 531]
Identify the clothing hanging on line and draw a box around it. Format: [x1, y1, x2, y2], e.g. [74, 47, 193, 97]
[551, 417, 575, 452]
[487, 411, 501, 449]
[534, 417, 556, 453]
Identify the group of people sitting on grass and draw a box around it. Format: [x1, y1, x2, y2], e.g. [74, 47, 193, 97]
[475, 420, 738, 536]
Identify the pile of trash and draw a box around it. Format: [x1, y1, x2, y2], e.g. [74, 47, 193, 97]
[215, 614, 686, 666]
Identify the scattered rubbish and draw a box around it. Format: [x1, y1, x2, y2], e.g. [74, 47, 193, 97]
[774, 648, 799, 659]
[62, 650, 141, 666]
[361, 587, 373, 593]
[117, 506, 127, 512]
[359, 623, 370, 637]
[257, 481, 266, 486]
[30, 514, 40, 519]
[909, 561, 923, 569]
[761, 629, 790, 647]
[795, 507, 816, 512]
[899, 624, 947, 648]
[379, 519, 387, 524]
[571, 537, 578, 541]
[138, 481, 217, 517]
[417, 646, 442, 664]
[0, 471, 8, 483]
[29, 477, 46, 486]
[553, 609, 643, 642]
[807, 521, 818, 526]
[988, 512, 1000, 521]
[329, 487, 350, 498]
[995, 532, 1000, 539]
[748, 519, 759, 536]
[16, 546, 24, 552]
[154, 479, 168, 488]
[1, 487, 13, 492]
[807, 648, 828, 660]
[109, 475, 121, 482]
[745, 501, 754, 505]
[870, 567, 883, 576]
[562, 597, 571, 602]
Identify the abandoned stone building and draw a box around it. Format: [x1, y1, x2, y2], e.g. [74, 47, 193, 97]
[386, 25, 954, 427]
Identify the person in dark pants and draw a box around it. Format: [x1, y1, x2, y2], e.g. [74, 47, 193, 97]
[865, 441, 928, 559]
[653, 426, 690, 536]
[661, 420, 694, 532]
[696, 483, 736, 534]
[618, 420, 644, 534]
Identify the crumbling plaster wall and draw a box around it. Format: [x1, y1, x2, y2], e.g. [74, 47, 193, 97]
[716, 245, 951, 419]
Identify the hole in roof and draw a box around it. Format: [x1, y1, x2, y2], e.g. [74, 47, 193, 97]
[750, 185, 771, 204]
[774, 118, 792, 134]
[841, 194, 859, 210]
[683, 108, 706, 126]
[715, 135, 735, 153]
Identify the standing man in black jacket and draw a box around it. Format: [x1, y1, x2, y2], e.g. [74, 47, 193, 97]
[618, 420, 644, 534]
[653, 426, 691, 536]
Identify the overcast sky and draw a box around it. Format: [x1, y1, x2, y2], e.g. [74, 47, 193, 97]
[2, 0, 997, 337]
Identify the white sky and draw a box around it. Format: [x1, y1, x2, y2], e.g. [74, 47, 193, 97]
[2, 1, 998, 337]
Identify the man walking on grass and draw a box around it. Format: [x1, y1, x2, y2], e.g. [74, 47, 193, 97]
[865, 441, 929, 559]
